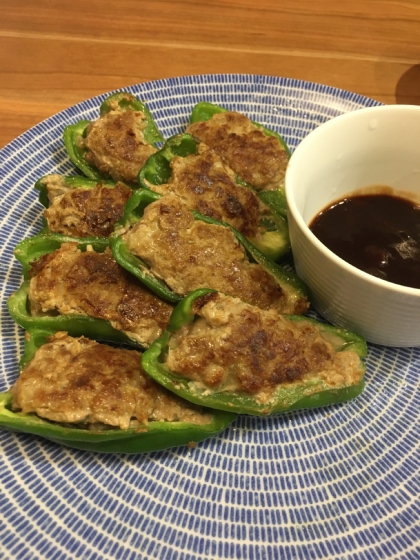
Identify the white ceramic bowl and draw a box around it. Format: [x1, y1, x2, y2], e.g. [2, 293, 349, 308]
[285, 104, 420, 347]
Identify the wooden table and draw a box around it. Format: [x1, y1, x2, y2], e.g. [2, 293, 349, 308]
[1, 0, 419, 149]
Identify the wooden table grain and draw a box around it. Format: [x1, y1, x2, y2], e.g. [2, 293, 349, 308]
[1, 0, 419, 149]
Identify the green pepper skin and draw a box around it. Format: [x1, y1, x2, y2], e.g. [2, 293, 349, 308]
[63, 120, 102, 180]
[0, 328, 236, 453]
[34, 175, 127, 210]
[63, 92, 164, 181]
[111, 189, 308, 306]
[9, 233, 134, 345]
[138, 134, 198, 189]
[142, 289, 367, 416]
[13, 232, 109, 279]
[138, 134, 290, 260]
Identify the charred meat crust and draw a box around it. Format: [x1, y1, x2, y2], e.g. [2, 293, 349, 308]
[29, 244, 173, 346]
[167, 294, 364, 398]
[187, 112, 288, 191]
[83, 110, 157, 183]
[12, 332, 212, 429]
[44, 180, 132, 238]
[151, 143, 267, 237]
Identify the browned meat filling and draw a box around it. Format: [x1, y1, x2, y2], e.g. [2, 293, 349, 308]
[43, 175, 132, 238]
[29, 244, 173, 346]
[149, 143, 268, 238]
[123, 194, 306, 315]
[12, 332, 211, 429]
[83, 109, 157, 183]
[166, 293, 364, 402]
[186, 111, 288, 191]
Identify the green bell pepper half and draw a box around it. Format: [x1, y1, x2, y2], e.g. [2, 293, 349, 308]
[189, 101, 291, 155]
[142, 289, 367, 416]
[111, 189, 308, 306]
[34, 174, 134, 236]
[63, 92, 164, 181]
[34, 174, 127, 210]
[98, 92, 163, 139]
[13, 232, 109, 279]
[138, 133, 290, 260]
[189, 102, 291, 239]
[8, 233, 134, 345]
[0, 328, 236, 453]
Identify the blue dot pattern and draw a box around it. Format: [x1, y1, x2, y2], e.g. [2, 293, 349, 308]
[0, 74, 418, 560]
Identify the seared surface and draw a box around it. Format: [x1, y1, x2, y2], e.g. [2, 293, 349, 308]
[29, 244, 173, 346]
[166, 293, 364, 402]
[123, 194, 299, 314]
[83, 109, 156, 183]
[12, 332, 211, 429]
[150, 143, 267, 237]
[44, 175, 132, 237]
[187, 111, 288, 191]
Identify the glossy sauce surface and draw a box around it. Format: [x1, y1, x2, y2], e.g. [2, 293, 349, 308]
[310, 193, 420, 288]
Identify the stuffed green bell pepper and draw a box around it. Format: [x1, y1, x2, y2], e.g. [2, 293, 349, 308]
[187, 101, 292, 234]
[187, 101, 290, 191]
[35, 174, 133, 238]
[8, 233, 174, 348]
[0, 328, 236, 453]
[138, 133, 290, 260]
[63, 91, 164, 184]
[142, 289, 367, 416]
[111, 189, 309, 314]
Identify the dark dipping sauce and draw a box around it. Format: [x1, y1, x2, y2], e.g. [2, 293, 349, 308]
[310, 193, 420, 289]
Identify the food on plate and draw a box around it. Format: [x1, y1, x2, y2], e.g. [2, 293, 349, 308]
[63, 92, 164, 183]
[9, 234, 173, 348]
[112, 190, 309, 313]
[13, 331, 211, 428]
[82, 110, 157, 183]
[0, 329, 235, 453]
[138, 133, 290, 260]
[36, 174, 132, 238]
[2, 90, 368, 454]
[187, 101, 290, 192]
[142, 289, 367, 416]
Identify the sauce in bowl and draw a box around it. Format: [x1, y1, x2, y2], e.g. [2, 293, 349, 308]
[309, 192, 420, 289]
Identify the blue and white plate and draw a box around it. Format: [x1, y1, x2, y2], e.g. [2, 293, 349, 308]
[0, 75, 419, 560]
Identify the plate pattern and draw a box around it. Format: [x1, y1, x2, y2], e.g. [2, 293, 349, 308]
[0, 74, 419, 560]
